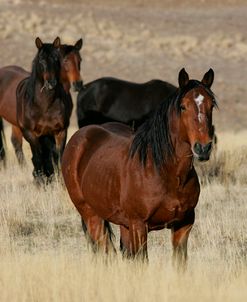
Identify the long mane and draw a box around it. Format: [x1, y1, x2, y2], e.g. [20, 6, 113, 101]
[129, 80, 216, 169]
[24, 54, 39, 103]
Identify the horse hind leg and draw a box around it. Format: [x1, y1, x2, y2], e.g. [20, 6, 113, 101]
[78, 204, 116, 254]
[11, 126, 25, 165]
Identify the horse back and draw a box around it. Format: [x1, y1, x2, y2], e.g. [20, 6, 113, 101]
[77, 77, 177, 127]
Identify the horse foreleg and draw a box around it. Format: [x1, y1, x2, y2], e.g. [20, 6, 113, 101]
[11, 126, 25, 165]
[128, 220, 148, 261]
[171, 211, 195, 272]
[22, 129, 43, 180]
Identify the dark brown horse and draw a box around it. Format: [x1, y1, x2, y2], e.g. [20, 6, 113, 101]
[0, 38, 83, 165]
[62, 68, 217, 266]
[13, 37, 74, 181]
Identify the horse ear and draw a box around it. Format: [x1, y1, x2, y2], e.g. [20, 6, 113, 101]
[201, 68, 214, 88]
[53, 37, 61, 48]
[178, 68, 189, 88]
[75, 38, 83, 50]
[35, 37, 43, 49]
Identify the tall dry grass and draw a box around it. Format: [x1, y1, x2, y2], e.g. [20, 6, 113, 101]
[0, 126, 246, 302]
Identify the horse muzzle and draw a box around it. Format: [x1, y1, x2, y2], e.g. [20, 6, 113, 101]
[41, 79, 57, 92]
[193, 142, 212, 162]
[47, 79, 57, 90]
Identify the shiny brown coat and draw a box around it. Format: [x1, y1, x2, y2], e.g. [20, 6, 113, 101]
[62, 68, 217, 266]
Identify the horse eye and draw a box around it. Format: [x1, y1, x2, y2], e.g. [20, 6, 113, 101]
[180, 105, 186, 112]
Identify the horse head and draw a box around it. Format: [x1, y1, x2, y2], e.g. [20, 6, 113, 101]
[35, 37, 61, 91]
[59, 39, 83, 92]
[177, 68, 216, 161]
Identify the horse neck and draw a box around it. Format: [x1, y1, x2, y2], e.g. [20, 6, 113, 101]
[161, 111, 194, 183]
[59, 70, 71, 93]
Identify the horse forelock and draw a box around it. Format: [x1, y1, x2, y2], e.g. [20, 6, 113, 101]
[60, 44, 81, 59]
[129, 80, 216, 170]
[24, 43, 61, 102]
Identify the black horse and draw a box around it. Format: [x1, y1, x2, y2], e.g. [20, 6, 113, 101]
[16, 37, 73, 182]
[76, 77, 177, 130]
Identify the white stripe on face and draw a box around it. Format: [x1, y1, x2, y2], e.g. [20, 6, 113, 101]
[194, 94, 204, 123]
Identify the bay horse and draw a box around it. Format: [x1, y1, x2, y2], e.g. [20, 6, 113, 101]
[76, 77, 177, 130]
[0, 38, 83, 166]
[62, 68, 217, 266]
[14, 37, 74, 181]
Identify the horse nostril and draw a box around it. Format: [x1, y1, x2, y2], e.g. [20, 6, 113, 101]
[194, 142, 202, 154]
[47, 79, 57, 89]
[204, 142, 212, 153]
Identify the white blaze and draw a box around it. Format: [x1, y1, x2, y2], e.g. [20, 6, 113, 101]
[194, 94, 204, 123]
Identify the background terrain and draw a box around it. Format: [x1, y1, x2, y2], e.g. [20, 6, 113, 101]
[1, 0, 247, 130]
[0, 0, 246, 301]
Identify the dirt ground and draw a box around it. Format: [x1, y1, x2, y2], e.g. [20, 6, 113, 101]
[0, 0, 246, 131]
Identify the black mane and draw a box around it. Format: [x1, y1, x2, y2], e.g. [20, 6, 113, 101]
[24, 44, 60, 103]
[130, 80, 216, 169]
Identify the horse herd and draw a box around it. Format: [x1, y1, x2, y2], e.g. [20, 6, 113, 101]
[0, 37, 218, 268]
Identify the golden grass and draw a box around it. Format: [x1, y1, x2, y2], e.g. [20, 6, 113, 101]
[0, 126, 246, 302]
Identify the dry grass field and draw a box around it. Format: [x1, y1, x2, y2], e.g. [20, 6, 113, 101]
[0, 127, 246, 302]
[0, 0, 247, 301]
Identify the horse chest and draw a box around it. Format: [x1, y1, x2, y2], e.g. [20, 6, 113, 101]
[147, 193, 198, 230]
[32, 116, 64, 136]
[26, 102, 66, 135]
[124, 168, 200, 230]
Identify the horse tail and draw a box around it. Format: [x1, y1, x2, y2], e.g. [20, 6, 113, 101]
[104, 220, 116, 243]
[0, 118, 6, 163]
